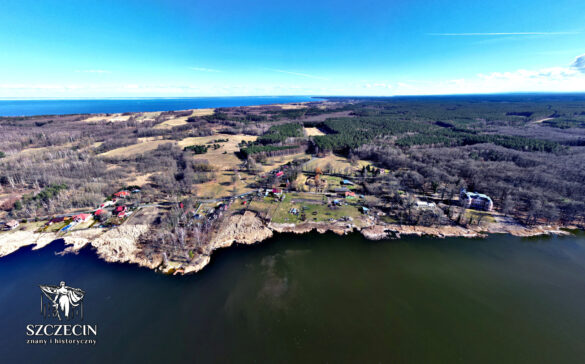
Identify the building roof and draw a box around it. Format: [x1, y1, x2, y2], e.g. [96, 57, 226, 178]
[464, 191, 493, 202]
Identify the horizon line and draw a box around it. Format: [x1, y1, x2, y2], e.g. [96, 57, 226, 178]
[2, 91, 585, 101]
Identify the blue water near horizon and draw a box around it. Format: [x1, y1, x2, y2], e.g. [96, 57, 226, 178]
[0, 96, 319, 116]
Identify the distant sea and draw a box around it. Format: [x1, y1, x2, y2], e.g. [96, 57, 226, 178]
[0, 96, 318, 117]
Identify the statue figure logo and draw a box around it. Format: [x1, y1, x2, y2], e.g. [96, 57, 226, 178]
[39, 282, 85, 321]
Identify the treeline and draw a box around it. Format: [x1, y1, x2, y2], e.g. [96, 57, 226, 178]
[14, 183, 69, 210]
[257, 123, 303, 144]
[313, 117, 431, 153]
[311, 116, 563, 154]
[240, 145, 301, 159]
[183, 145, 208, 154]
[262, 109, 306, 120]
[395, 129, 563, 153]
[543, 117, 585, 129]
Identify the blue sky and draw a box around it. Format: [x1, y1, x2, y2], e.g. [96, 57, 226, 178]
[1, 0, 584, 97]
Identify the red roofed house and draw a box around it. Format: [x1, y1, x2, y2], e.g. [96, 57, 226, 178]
[73, 213, 92, 223]
[271, 188, 283, 196]
[114, 190, 130, 198]
[344, 191, 356, 198]
[276, 171, 284, 177]
[114, 205, 127, 218]
[94, 209, 103, 216]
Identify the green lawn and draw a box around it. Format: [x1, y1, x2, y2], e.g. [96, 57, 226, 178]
[270, 192, 362, 224]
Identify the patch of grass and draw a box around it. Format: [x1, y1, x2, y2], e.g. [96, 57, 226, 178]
[464, 209, 496, 225]
[269, 192, 362, 223]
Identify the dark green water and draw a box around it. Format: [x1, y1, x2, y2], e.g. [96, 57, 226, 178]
[1, 232, 585, 363]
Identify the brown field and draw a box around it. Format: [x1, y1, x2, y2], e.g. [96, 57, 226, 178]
[99, 133, 256, 164]
[195, 170, 255, 199]
[83, 113, 132, 123]
[154, 108, 214, 129]
[303, 154, 370, 174]
[124, 172, 155, 187]
[248, 103, 307, 110]
[100, 138, 172, 157]
[304, 127, 326, 136]
[258, 153, 310, 173]
[178, 133, 257, 170]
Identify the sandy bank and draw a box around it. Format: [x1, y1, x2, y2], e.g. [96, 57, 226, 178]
[0, 212, 575, 275]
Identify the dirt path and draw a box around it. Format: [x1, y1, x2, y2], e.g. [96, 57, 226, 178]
[530, 117, 554, 124]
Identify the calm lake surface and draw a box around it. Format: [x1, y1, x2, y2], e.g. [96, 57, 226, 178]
[0, 96, 317, 116]
[1, 232, 585, 363]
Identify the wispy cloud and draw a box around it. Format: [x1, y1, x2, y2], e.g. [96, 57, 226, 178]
[268, 68, 329, 80]
[428, 32, 579, 36]
[190, 67, 221, 72]
[75, 69, 111, 74]
[571, 54, 585, 73]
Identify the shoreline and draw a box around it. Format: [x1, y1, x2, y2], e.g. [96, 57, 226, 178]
[0, 213, 575, 275]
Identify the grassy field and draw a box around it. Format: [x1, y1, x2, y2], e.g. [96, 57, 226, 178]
[194, 170, 255, 199]
[463, 209, 497, 225]
[100, 138, 172, 157]
[257, 153, 310, 173]
[178, 133, 257, 170]
[153, 116, 191, 129]
[304, 127, 326, 136]
[124, 172, 154, 187]
[154, 108, 215, 129]
[267, 192, 363, 224]
[100, 133, 256, 162]
[83, 113, 132, 123]
[303, 154, 370, 174]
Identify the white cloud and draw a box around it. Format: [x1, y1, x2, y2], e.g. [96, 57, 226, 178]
[571, 54, 585, 73]
[190, 67, 221, 72]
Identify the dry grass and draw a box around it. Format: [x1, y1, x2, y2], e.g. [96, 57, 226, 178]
[257, 153, 310, 173]
[124, 173, 154, 187]
[195, 170, 255, 199]
[304, 154, 369, 174]
[191, 108, 215, 116]
[248, 103, 307, 110]
[178, 134, 257, 170]
[83, 114, 131, 123]
[304, 127, 326, 136]
[100, 139, 172, 157]
[154, 108, 214, 129]
[100, 133, 256, 162]
[275, 103, 308, 110]
[135, 112, 161, 121]
[153, 116, 190, 129]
